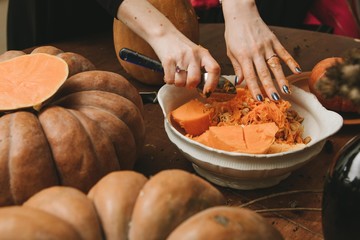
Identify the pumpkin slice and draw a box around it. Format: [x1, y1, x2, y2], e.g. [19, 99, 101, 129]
[207, 125, 247, 152]
[194, 123, 278, 154]
[171, 99, 213, 136]
[243, 122, 279, 154]
[0, 53, 68, 111]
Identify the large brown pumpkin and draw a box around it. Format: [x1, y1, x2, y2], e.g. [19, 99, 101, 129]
[0, 169, 284, 240]
[113, 0, 199, 85]
[0, 46, 145, 206]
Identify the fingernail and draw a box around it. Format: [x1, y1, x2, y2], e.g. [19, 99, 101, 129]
[282, 85, 290, 94]
[234, 76, 239, 85]
[271, 92, 280, 101]
[256, 94, 263, 101]
[295, 67, 302, 73]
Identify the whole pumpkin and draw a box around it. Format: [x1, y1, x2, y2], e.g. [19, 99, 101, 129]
[308, 57, 358, 112]
[0, 46, 145, 206]
[113, 0, 199, 85]
[0, 169, 284, 240]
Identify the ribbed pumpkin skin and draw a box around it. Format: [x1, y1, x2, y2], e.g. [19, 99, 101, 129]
[0, 47, 145, 206]
[0, 170, 284, 239]
[113, 0, 200, 85]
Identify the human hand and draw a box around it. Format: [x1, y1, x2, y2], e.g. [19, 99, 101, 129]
[150, 36, 220, 95]
[222, 0, 302, 101]
[117, 0, 220, 95]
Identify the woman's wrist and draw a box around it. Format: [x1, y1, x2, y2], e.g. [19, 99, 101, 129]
[221, 0, 259, 22]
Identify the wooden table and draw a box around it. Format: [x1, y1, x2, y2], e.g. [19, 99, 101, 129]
[30, 24, 360, 240]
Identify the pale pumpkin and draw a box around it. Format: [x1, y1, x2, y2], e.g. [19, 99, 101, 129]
[0, 46, 145, 206]
[0, 169, 284, 240]
[113, 0, 199, 85]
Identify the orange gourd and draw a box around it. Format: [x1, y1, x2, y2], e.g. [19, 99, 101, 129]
[308, 57, 358, 112]
[113, 0, 199, 85]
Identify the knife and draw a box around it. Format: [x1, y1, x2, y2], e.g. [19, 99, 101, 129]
[119, 48, 237, 101]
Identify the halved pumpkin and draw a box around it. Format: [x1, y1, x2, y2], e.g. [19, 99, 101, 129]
[0, 46, 145, 206]
[0, 53, 68, 111]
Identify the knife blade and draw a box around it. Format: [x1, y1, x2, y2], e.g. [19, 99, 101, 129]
[119, 48, 237, 101]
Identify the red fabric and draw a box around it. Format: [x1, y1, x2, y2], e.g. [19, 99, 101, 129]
[190, 0, 220, 9]
[304, 0, 360, 38]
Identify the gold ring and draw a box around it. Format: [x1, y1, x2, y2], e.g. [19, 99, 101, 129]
[265, 54, 278, 62]
[175, 66, 187, 73]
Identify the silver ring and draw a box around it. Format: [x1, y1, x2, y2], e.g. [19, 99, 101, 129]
[175, 66, 187, 73]
[265, 54, 278, 62]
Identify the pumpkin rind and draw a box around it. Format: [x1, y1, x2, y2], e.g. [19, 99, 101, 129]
[167, 206, 284, 240]
[31, 45, 64, 55]
[0, 169, 284, 239]
[56, 70, 144, 115]
[0, 111, 59, 205]
[0, 206, 81, 239]
[56, 52, 96, 77]
[113, 0, 200, 85]
[128, 169, 226, 240]
[88, 171, 148, 240]
[71, 105, 137, 170]
[55, 90, 145, 154]
[39, 106, 120, 193]
[24, 186, 103, 240]
[0, 50, 26, 62]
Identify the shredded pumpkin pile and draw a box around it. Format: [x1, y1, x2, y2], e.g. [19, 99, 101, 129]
[205, 88, 309, 145]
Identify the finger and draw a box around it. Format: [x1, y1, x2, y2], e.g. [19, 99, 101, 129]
[266, 54, 290, 95]
[273, 41, 302, 74]
[241, 59, 264, 101]
[254, 56, 280, 101]
[185, 63, 201, 89]
[228, 55, 244, 86]
[163, 60, 176, 85]
[202, 71, 219, 95]
[201, 56, 220, 94]
[174, 66, 187, 87]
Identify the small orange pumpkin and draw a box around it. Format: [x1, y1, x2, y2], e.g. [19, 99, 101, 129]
[308, 57, 358, 112]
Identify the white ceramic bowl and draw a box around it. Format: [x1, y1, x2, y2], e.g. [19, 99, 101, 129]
[158, 77, 343, 190]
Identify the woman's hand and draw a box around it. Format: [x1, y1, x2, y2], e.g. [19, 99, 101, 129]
[222, 0, 302, 101]
[118, 0, 220, 95]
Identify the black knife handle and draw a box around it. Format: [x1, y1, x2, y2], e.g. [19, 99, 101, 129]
[119, 48, 164, 73]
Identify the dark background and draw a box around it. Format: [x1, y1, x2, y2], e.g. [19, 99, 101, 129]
[7, 0, 327, 50]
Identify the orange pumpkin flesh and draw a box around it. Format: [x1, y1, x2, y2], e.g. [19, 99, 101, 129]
[194, 123, 278, 154]
[113, 0, 199, 85]
[171, 99, 213, 136]
[0, 53, 68, 111]
[308, 57, 358, 112]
